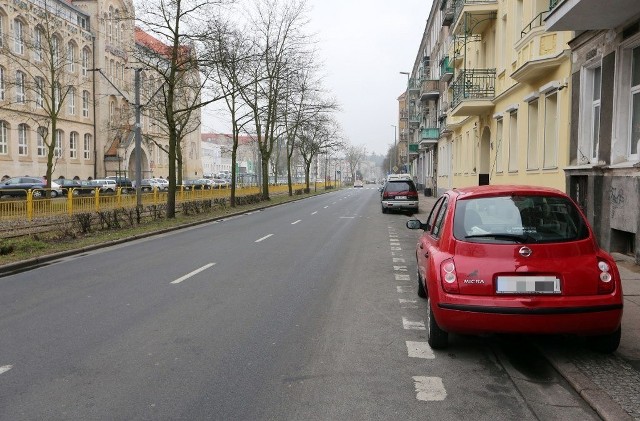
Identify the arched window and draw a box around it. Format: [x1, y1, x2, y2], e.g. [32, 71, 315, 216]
[82, 90, 90, 117]
[67, 42, 77, 73]
[69, 132, 78, 159]
[37, 127, 47, 157]
[83, 133, 91, 160]
[13, 18, 24, 54]
[67, 87, 76, 115]
[33, 26, 43, 61]
[109, 99, 115, 122]
[82, 47, 91, 76]
[35, 77, 44, 108]
[0, 121, 8, 155]
[108, 6, 113, 44]
[55, 130, 63, 158]
[0, 66, 4, 101]
[52, 35, 60, 64]
[15, 71, 25, 103]
[0, 11, 5, 49]
[18, 123, 28, 156]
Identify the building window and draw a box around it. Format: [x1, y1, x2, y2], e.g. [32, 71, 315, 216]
[55, 130, 63, 158]
[579, 65, 601, 164]
[34, 27, 43, 62]
[495, 118, 503, 173]
[630, 47, 640, 157]
[82, 90, 90, 117]
[15, 71, 25, 103]
[0, 66, 4, 101]
[54, 83, 61, 109]
[68, 87, 76, 115]
[527, 99, 539, 169]
[544, 92, 559, 168]
[509, 111, 518, 172]
[0, 14, 4, 48]
[82, 48, 90, 76]
[67, 42, 76, 73]
[18, 123, 27, 156]
[36, 77, 44, 108]
[83, 133, 91, 160]
[52, 36, 60, 64]
[0, 121, 7, 155]
[37, 127, 46, 157]
[13, 19, 23, 54]
[69, 132, 78, 159]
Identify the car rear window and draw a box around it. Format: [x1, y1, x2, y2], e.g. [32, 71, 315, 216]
[385, 181, 415, 193]
[453, 195, 589, 244]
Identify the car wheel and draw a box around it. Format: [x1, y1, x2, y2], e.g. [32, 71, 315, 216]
[72, 189, 80, 196]
[32, 189, 44, 199]
[417, 266, 427, 299]
[427, 296, 448, 349]
[381, 205, 387, 214]
[50, 190, 58, 198]
[588, 327, 621, 353]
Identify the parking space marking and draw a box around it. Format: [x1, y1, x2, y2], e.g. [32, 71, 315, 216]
[397, 286, 413, 293]
[394, 265, 408, 271]
[399, 298, 417, 303]
[255, 234, 274, 243]
[0, 365, 12, 375]
[412, 376, 446, 401]
[311, 211, 318, 215]
[171, 263, 216, 284]
[393, 257, 406, 263]
[291, 220, 301, 225]
[391, 247, 402, 251]
[402, 317, 426, 330]
[406, 342, 435, 359]
[395, 274, 410, 281]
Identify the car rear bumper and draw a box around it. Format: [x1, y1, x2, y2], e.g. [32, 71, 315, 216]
[382, 200, 419, 210]
[434, 294, 623, 335]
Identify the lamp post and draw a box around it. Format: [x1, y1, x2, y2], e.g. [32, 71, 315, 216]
[391, 124, 397, 174]
[399, 71, 410, 175]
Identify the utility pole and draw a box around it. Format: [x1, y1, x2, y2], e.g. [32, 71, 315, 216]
[134, 68, 142, 208]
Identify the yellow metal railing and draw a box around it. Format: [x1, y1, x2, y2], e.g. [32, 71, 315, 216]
[0, 183, 314, 221]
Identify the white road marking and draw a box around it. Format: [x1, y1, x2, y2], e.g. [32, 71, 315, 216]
[0, 365, 13, 375]
[395, 274, 411, 281]
[399, 298, 417, 303]
[324, 206, 329, 209]
[291, 220, 301, 225]
[406, 341, 435, 359]
[397, 286, 413, 293]
[340, 216, 355, 219]
[391, 247, 402, 251]
[171, 263, 216, 284]
[394, 265, 408, 271]
[311, 211, 318, 215]
[413, 376, 447, 401]
[403, 317, 426, 330]
[255, 234, 274, 243]
[393, 258, 406, 263]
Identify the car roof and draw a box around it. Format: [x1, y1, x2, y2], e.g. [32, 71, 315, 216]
[450, 185, 567, 200]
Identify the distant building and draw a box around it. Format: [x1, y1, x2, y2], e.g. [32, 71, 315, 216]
[200, 133, 258, 177]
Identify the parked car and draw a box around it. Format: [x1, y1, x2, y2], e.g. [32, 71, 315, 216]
[211, 178, 229, 189]
[58, 179, 97, 196]
[138, 178, 169, 192]
[106, 176, 134, 193]
[353, 180, 364, 188]
[405, 185, 623, 352]
[0, 176, 60, 198]
[91, 179, 118, 193]
[380, 175, 418, 214]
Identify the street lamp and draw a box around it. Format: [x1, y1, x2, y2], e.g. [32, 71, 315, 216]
[391, 124, 397, 174]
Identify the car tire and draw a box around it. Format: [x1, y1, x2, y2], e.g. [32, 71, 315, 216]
[417, 266, 427, 299]
[427, 296, 448, 349]
[381, 205, 387, 214]
[72, 189, 80, 196]
[32, 189, 44, 199]
[50, 190, 58, 198]
[588, 327, 621, 353]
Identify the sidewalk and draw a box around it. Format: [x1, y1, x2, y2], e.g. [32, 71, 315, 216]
[417, 193, 640, 420]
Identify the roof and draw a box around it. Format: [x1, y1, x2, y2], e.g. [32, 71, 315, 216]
[135, 27, 191, 60]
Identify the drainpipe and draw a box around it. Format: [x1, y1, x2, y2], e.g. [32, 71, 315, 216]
[92, 34, 97, 179]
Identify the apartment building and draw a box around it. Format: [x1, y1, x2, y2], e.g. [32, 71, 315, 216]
[200, 133, 258, 178]
[401, 0, 573, 196]
[0, 0, 201, 181]
[547, 0, 640, 262]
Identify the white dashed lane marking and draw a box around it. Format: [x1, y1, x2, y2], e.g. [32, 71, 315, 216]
[393, 258, 406, 263]
[0, 365, 12, 375]
[395, 274, 411, 281]
[402, 317, 426, 330]
[406, 341, 435, 359]
[171, 263, 216, 284]
[394, 265, 408, 271]
[291, 220, 301, 225]
[413, 376, 447, 401]
[397, 286, 413, 293]
[255, 234, 274, 243]
[311, 211, 318, 215]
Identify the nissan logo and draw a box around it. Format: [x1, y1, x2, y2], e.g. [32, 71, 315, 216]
[519, 247, 533, 257]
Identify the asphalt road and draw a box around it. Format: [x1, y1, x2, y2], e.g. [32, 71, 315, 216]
[0, 187, 599, 420]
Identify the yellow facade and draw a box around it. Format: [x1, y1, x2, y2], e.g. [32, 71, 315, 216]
[436, 0, 573, 192]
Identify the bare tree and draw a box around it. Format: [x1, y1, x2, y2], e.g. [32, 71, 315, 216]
[297, 115, 342, 189]
[345, 144, 366, 184]
[0, 0, 92, 194]
[134, 0, 231, 218]
[239, 0, 311, 200]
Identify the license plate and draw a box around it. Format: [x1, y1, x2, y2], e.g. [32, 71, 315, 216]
[395, 195, 407, 200]
[496, 276, 561, 294]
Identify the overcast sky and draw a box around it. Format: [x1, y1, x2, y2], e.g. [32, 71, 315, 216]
[203, 0, 432, 156]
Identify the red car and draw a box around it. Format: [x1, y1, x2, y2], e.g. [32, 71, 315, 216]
[406, 185, 623, 352]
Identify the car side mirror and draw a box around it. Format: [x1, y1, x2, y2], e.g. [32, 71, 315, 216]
[406, 219, 429, 231]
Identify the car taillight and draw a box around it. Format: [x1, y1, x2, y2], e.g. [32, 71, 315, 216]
[408, 191, 418, 199]
[597, 260, 615, 294]
[440, 259, 459, 294]
[383, 192, 391, 199]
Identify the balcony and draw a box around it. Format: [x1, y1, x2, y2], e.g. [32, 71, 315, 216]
[420, 80, 441, 101]
[512, 15, 570, 84]
[408, 143, 419, 156]
[440, 56, 454, 82]
[408, 113, 421, 127]
[451, 0, 498, 36]
[408, 77, 421, 92]
[451, 69, 495, 116]
[450, 34, 481, 65]
[441, 0, 455, 26]
[420, 127, 440, 145]
[546, 0, 640, 31]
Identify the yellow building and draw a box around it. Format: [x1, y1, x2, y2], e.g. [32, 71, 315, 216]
[404, 0, 574, 194]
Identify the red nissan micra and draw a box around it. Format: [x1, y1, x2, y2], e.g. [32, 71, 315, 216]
[406, 185, 623, 352]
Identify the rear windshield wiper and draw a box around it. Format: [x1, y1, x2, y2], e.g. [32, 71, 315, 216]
[464, 233, 537, 243]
